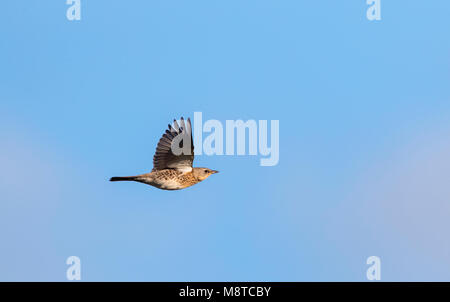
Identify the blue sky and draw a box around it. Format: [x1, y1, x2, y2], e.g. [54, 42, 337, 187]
[1, 1, 450, 281]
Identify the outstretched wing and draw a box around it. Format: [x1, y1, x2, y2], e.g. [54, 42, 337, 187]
[152, 117, 194, 172]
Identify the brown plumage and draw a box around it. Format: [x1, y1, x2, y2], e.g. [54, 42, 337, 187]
[110, 117, 218, 190]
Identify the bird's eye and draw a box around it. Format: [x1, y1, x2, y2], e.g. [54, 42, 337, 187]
[204, 170, 208, 173]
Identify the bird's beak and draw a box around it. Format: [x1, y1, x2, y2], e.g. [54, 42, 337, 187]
[211, 170, 219, 174]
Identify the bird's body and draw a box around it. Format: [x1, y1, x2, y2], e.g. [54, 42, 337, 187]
[110, 117, 218, 190]
[111, 168, 212, 190]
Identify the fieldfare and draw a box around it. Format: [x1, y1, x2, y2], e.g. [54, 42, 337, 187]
[110, 117, 218, 190]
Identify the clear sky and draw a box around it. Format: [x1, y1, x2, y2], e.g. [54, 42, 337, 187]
[1, 1, 450, 281]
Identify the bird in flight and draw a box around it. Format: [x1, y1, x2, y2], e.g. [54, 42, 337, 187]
[110, 117, 218, 190]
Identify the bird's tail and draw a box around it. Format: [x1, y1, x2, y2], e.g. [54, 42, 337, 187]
[109, 176, 138, 182]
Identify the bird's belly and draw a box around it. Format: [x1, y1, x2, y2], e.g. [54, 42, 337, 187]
[148, 178, 185, 190]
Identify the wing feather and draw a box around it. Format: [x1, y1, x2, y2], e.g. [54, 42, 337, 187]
[152, 117, 194, 172]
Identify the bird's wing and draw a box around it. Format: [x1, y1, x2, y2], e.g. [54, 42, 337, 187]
[152, 117, 194, 172]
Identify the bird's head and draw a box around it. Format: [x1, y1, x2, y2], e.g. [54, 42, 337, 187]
[192, 167, 219, 181]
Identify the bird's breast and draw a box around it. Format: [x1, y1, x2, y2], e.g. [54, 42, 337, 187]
[142, 170, 199, 190]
